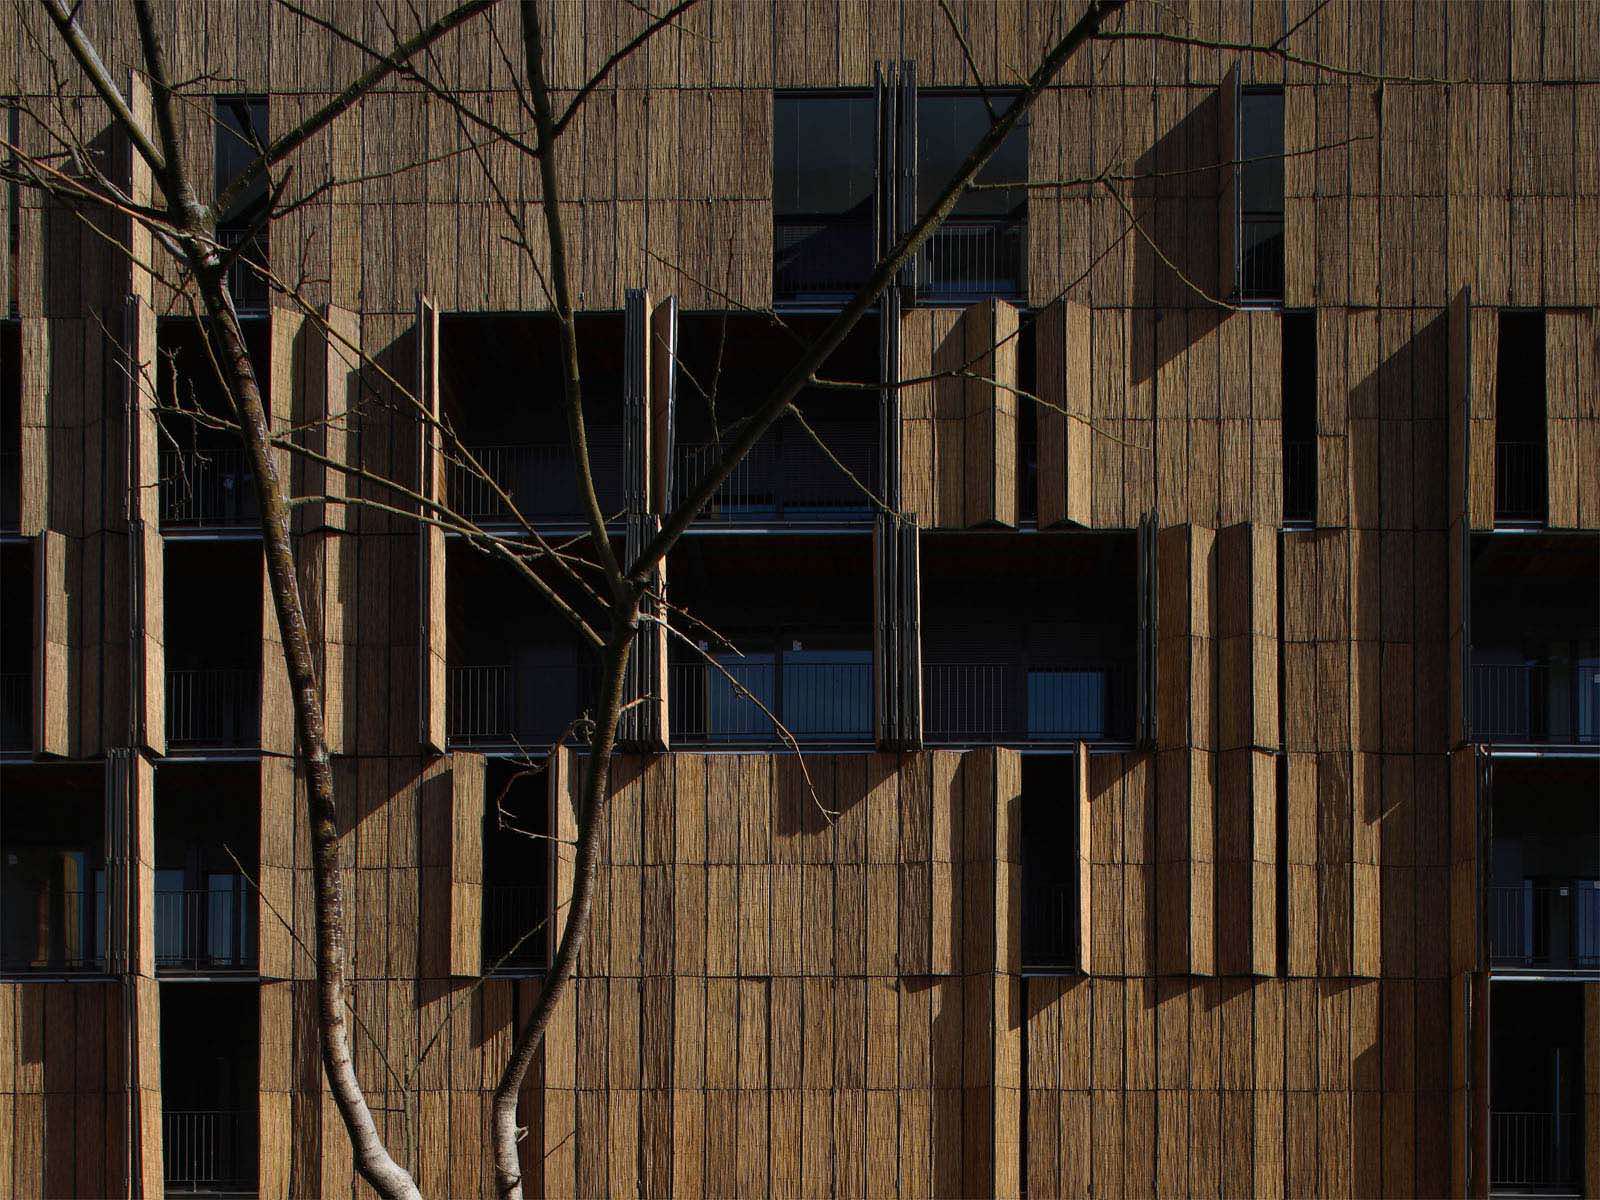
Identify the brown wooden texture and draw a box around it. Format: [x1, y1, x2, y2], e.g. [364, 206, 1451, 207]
[1036, 298, 1093, 528]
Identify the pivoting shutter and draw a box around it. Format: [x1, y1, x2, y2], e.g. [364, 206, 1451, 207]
[416, 293, 446, 753]
[1135, 509, 1158, 747]
[1217, 63, 1241, 300]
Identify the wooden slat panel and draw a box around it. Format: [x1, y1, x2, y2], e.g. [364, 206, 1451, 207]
[416, 293, 446, 751]
[1036, 299, 1093, 528]
[32, 529, 69, 755]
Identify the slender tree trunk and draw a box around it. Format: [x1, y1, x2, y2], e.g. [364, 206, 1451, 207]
[191, 263, 423, 1200]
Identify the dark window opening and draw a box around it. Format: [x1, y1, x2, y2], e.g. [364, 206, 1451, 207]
[672, 314, 879, 523]
[483, 759, 551, 975]
[0, 764, 106, 974]
[1489, 981, 1584, 1193]
[155, 763, 259, 974]
[1468, 532, 1599, 746]
[1021, 754, 1078, 971]
[1495, 311, 1547, 524]
[214, 97, 269, 310]
[2, 319, 18, 530]
[0, 543, 26, 753]
[161, 982, 259, 1193]
[667, 534, 873, 745]
[157, 317, 270, 531]
[440, 313, 626, 526]
[446, 541, 608, 748]
[918, 93, 1027, 302]
[922, 531, 1138, 744]
[1487, 761, 1599, 972]
[1281, 310, 1316, 523]
[165, 541, 262, 749]
[773, 93, 876, 303]
[1236, 87, 1284, 303]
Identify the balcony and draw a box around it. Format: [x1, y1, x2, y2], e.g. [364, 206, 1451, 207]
[1495, 439, 1547, 525]
[673, 425, 877, 524]
[447, 436, 625, 526]
[774, 214, 873, 303]
[919, 215, 1025, 303]
[164, 1108, 255, 1195]
[1488, 880, 1600, 971]
[218, 226, 269, 312]
[1470, 662, 1599, 746]
[923, 660, 1133, 744]
[155, 885, 257, 973]
[1490, 1110, 1581, 1194]
[0, 449, 17, 531]
[160, 447, 260, 530]
[1489, 980, 1585, 1196]
[1238, 213, 1285, 303]
[447, 662, 596, 748]
[0, 885, 104, 974]
[166, 669, 260, 750]
[1283, 439, 1315, 525]
[483, 884, 548, 975]
[1, 672, 27, 752]
[669, 653, 872, 746]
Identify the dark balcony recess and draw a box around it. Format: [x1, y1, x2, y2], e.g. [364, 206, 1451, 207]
[1489, 981, 1584, 1195]
[673, 426, 877, 524]
[918, 214, 1025, 304]
[167, 669, 261, 750]
[160, 447, 260, 529]
[0, 886, 105, 974]
[669, 654, 872, 745]
[774, 213, 874, 302]
[448, 662, 597, 748]
[155, 886, 257, 973]
[1020, 756, 1079, 972]
[483, 884, 548, 974]
[923, 661, 1132, 744]
[448, 436, 625, 525]
[160, 982, 258, 1195]
[1495, 439, 1547, 525]
[0, 671, 27, 752]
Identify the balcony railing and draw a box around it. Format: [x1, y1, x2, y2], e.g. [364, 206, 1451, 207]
[1238, 213, 1284, 302]
[923, 661, 1133, 744]
[0, 449, 18, 530]
[160, 448, 260, 529]
[1488, 880, 1600, 970]
[774, 214, 873, 301]
[447, 437, 625, 525]
[1, 672, 28, 752]
[1490, 1110, 1580, 1192]
[1283, 439, 1315, 524]
[447, 663, 596, 747]
[483, 884, 548, 974]
[1495, 439, 1547, 524]
[673, 429, 877, 523]
[155, 887, 257, 972]
[1470, 661, 1600, 745]
[163, 1108, 256, 1193]
[0, 887, 104, 974]
[669, 656, 873, 745]
[1022, 880, 1076, 971]
[166, 669, 260, 749]
[218, 226, 268, 311]
[920, 216, 1024, 302]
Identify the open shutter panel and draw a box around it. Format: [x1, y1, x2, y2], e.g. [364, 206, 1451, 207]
[417, 294, 447, 753]
[650, 295, 678, 514]
[1544, 308, 1579, 528]
[874, 62, 893, 265]
[620, 513, 668, 750]
[897, 60, 919, 292]
[1136, 509, 1158, 747]
[624, 288, 652, 515]
[872, 513, 896, 745]
[124, 295, 165, 755]
[1076, 743, 1094, 973]
[1217, 63, 1241, 302]
[879, 286, 903, 514]
[1036, 298, 1092, 527]
[34, 529, 69, 755]
[899, 515, 923, 749]
[962, 299, 1020, 527]
[449, 751, 484, 978]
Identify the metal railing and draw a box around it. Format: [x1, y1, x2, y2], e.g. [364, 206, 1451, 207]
[1488, 880, 1600, 970]
[0, 672, 28, 751]
[163, 1108, 256, 1193]
[774, 214, 873, 300]
[1283, 439, 1315, 524]
[1022, 880, 1076, 970]
[166, 669, 260, 748]
[0, 449, 18, 530]
[669, 657, 873, 744]
[154, 887, 257, 972]
[218, 226, 268, 311]
[447, 663, 597, 746]
[1470, 661, 1600, 745]
[1495, 439, 1547, 523]
[673, 429, 877, 522]
[483, 884, 548, 974]
[1237, 213, 1284, 302]
[448, 438, 624, 524]
[923, 661, 1133, 743]
[0, 887, 105, 973]
[160, 447, 260, 528]
[920, 216, 1024, 301]
[1489, 1110, 1580, 1191]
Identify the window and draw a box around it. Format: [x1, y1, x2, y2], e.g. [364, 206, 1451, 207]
[1282, 310, 1316, 523]
[1234, 87, 1284, 303]
[1020, 755, 1078, 971]
[1495, 311, 1546, 524]
[482, 761, 550, 975]
[917, 93, 1027, 301]
[772, 94, 876, 301]
[213, 97, 269, 308]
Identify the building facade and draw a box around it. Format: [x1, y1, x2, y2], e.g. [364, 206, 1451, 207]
[1, 1, 1598, 1196]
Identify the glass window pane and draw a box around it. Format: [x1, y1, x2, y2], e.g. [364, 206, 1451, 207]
[918, 94, 1027, 218]
[772, 95, 875, 218]
[1238, 90, 1284, 216]
[215, 98, 269, 225]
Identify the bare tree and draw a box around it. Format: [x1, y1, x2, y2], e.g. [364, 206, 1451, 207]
[7, 0, 1424, 1194]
